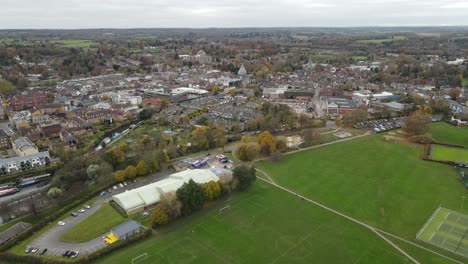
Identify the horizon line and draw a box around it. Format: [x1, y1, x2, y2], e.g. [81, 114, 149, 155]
[1, 25, 468, 31]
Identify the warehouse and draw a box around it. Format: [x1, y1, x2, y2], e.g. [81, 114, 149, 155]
[112, 169, 229, 215]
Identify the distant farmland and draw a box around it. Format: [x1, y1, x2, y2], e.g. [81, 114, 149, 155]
[357, 36, 407, 44]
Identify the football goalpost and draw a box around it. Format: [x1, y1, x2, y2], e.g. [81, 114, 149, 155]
[132, 252, 148, 264]
[219, 205, 230, 214]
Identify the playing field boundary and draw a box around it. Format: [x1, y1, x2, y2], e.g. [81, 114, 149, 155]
[416, 206, 442, 239]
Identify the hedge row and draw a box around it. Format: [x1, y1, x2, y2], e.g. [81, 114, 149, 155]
[0, 228, 152, 264]
[0, 183, 114, 252]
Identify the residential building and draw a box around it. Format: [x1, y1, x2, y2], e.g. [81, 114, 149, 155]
[12, 137, 38, 156]
[0, 130, 9, 149]
[0, 151, 51, 173]
[9, 92, 48, 111]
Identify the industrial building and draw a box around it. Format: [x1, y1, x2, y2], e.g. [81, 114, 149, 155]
[112, 168, 231, 215]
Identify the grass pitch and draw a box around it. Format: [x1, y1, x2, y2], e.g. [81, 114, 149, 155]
[257, 135, 468, 240]
[432, 145, 468, 163]
[431, 122, 468, 148]
[417, 207, 468, 258]
[95, 181, 411, 264]
[59, 203, 126, 243]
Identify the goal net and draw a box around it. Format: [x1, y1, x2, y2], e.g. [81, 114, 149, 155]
[219, 205, 231, 214]
[132, 253, 148, 264]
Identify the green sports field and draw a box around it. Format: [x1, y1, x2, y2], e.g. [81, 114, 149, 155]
[257, 135, 468, 240]
[432, 145, 468, 163]
[417, 207, 468, 258]
[59, 203, 126, 243]
[95, 181, 412, 264]
[431, 122, 468, 148]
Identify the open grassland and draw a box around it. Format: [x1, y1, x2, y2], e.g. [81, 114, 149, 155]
[257, 134, 468, 240]
[50, 39, 97, 49]
[358, 36, 407, 43]
[59, 203, 126, 243]
[431, 122, 468, 148]
[432, 145, 468, 163]
[95, 181, 412, 264]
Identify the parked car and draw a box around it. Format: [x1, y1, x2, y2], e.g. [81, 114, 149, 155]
[78, 209, 85, 213]
[71, 212, 78, 217]
[62, 250, 70, 257]
[58, 221, 66, 226]
[40, 248, 48, 255]
[70, 251, 79, 258]
[118, 183, 124, 188]
[100, 191, 107, 196]
[123, 182, 127, 186]
[25, 247, 33, 253]
[113, 185, 117, 190]
[31, 248, 38, 253]
[84, 204, 91, 209]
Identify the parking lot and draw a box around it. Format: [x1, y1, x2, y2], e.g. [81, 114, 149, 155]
[353, 118, 404, 133]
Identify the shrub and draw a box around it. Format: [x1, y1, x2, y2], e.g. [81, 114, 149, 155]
[151, 205, 169, 226]
[409, 133, 432, 144]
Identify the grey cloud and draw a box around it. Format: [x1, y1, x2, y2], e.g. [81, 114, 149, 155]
[0, 0, 467, 28]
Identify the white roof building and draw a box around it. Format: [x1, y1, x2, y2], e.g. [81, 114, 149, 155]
[112, 169, 221, 215]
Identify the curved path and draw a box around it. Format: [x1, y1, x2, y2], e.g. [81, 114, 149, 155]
[27, 199, 108, 257]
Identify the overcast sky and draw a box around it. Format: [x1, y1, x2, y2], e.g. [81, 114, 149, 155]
[1, 0, 468, 29]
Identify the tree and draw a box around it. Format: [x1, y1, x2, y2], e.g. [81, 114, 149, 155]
[136, 160, 148, 176]
[176, 179, 205, 216]
[275, 136, 287, 152]
[140, 135, 151, 145]
[0, 80, 14, 95]
[125, 165, 137, 179]
[302, 128, 320, 146]
[139, 108, 156, 120]
[151, 205, 169, 226]
[343, 107, 368, 127]
[158, 192, 182, 221]
[119, 142, 129, 153]
[403, 110, 432, 136]
[86, 164, 99, 180]
[257, 131, 276, 156]
[161, 98, 170, 108]
[232, 165, 256, 191]
[203, 181, 222, 200]
[114, 170, 125, 182]
[448, 88, 461, 100]
[335, 117, 343, 127]
[429, 99, 451, 118]
[47, 187, 63, 199]
[150, 159, 160, 172]
[191, 126, 209, 151]
[107, 148, 125, 167]
[236, 142, 260, 161]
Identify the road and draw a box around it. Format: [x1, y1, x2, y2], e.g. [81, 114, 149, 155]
[27, 199, 107, 257]
[25, 170, 173, 257]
